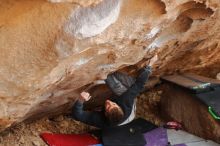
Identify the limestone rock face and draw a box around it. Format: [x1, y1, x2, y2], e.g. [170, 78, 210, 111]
[48, 0, 102, 7]
[0, 0, 219, 132]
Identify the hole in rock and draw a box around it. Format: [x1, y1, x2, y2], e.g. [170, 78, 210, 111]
[147, 0, 167, 15]
[169, 1, 214, 33]
[181, 7, 214, 20]
[124, 0, 167, 17]
[171, 14, 193, 33]
[178, 1, 207, 11]
[178, 1, 214, 20]
[147, 1, 214, 49]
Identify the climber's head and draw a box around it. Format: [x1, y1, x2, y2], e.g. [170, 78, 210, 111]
[105, 100, 124, 124]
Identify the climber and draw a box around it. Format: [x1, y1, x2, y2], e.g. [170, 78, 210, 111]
[71, 55, 158, 128]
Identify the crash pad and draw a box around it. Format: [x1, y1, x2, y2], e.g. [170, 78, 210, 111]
[102, 118, 157, 146]
[197, 87, 220, 119]
[144, 127, 168, 146]
[161, 73, 220, 94]
[40, 133, 100, 146]
[167, 129, 220, 146]
[161, 74, 220, 120]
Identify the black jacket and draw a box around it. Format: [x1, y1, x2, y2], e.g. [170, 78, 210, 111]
[72, 66, 152, 128]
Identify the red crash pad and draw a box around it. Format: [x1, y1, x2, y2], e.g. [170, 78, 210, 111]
[41, 133, 100, 146]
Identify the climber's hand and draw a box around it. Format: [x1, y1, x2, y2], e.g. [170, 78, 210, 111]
[80, 91, 91, 102]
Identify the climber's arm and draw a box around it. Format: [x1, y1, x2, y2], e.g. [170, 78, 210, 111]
[72, 100, 105, 128]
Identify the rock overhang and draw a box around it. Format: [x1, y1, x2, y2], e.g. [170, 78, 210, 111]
[0, 0, 219, 132]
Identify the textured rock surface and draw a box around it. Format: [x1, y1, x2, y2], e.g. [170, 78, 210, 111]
[0, 0, 219, 133]
[48, 0, 102, 7]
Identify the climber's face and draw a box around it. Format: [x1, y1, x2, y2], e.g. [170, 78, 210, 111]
[105, 100, 124, 123]
[105, 100, 120, 113]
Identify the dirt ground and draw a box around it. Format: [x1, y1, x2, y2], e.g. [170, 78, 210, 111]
[0, 89, 163, 146]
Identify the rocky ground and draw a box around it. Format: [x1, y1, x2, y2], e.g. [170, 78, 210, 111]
[0, 89, 163, 146]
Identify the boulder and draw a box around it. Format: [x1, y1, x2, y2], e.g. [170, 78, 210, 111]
[0, 0, 220, 131]
[160, 83, 220, 143]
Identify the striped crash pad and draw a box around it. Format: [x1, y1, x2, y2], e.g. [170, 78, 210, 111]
[144, 127, 220, 146]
